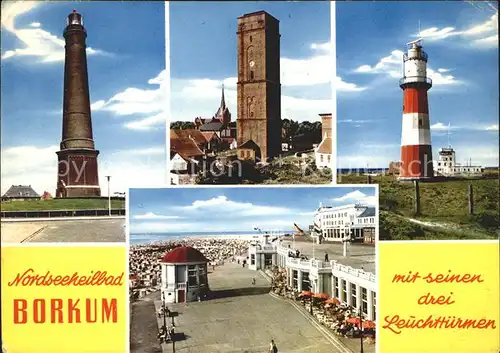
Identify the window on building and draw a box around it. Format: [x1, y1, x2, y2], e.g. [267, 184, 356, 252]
[251, 254, 255, 265]
[372, 291, 376, 321]
[320, 155, 324, 162]
[187, 265, 197, 287]
[341, 280, 347, 301]
[249, 35, 253, 42]
[302, 272, 310, 291]
[250, 71, 254, 80]
[351, 283, 357, 307]
[361, 287, 368, 315]
[334, 276, 339, 298]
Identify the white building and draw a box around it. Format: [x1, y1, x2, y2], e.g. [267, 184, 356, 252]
[434, 147, 483, 177]
[314, 113, 332, 169]
[170, 153, 200, 185]
[160, 246, 210, 303]
[247, 232, 280, 270]
[276, 244, 376, 321]
[313, 204, 376, 243]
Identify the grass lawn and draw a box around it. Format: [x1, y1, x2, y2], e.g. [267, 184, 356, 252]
[339, 174, 499, 239]
[1, 198, 125, 211]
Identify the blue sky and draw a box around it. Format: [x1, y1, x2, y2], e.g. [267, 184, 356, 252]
[169, 1, 334, 123]
[1, 1, 166, 195]
[129, 186, 377, 234]
[336, 1, 498, 168]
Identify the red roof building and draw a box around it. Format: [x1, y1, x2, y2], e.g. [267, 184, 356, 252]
[161, 246, 210, 264]
[160, 246, 210, 303]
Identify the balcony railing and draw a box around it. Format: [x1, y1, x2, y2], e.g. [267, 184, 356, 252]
[331, 262, 376, 282]
[278, 244, 375, 282]
[399, 76, 432, 87]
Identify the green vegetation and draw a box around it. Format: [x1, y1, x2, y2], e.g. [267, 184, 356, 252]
[1, 198, 125, 211]
[196, 154, 332, 185]
[339, 174, 499, 240]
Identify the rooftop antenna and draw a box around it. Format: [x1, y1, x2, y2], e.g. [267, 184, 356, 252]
[407, 21, 423, 48]
[406, 38, 424, 47]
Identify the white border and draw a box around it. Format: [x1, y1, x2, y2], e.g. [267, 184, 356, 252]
[164, 1, 171, 186]
[0, 242, 126, 248]
[126, 183, 379, 352]
[380, 239, 499, 245]
[127, 183, 379, 191]
[125, 183, 131, 352]
[330, 0, 337, 184]
[0, 242, 129, 353]
[166, 2, 337, 186]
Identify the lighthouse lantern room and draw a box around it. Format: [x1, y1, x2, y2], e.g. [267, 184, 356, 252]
[399, 38, 434, 180]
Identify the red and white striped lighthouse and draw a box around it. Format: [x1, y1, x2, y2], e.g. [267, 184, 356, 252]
[399, 39, 434, 179]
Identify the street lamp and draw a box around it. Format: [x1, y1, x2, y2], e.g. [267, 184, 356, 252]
[105, 176, 111, 216]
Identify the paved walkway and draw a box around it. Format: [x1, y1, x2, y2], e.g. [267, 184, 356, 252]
[130, 291, 162, 353]
[157, 262, 347, 353]
[0, 218, 126, 243]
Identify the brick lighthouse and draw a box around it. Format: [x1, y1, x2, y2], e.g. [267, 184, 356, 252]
[56, 10, 100, 197]
[399, 38, 434, 180]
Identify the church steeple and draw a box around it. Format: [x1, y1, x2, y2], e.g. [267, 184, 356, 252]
[215, 82, 231, 125]
[220, 83, 226, 110]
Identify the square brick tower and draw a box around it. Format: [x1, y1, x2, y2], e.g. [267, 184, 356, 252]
[236, 11, 281, 163]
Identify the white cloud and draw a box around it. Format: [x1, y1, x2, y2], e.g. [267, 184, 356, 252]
[332, 190, 377, 207]
[431, 121, 499, 132]
[180, 195, 293, 217]
[133, 212, 181, 220]
[447, 145, 499, 167]
[171, 77, 333, 122]
[354, 50, 461, 85]
[171, 41, 364, 122]
[333, 190, 367, 202]
[1, 1, 108, 63]
[431, 122, 452, 131]
[417, 13, 498, 48]
[339, 119, 373, 124]
[282, 41, 363, 91]
[92, 70, 167, 131]
[1, 145, 166, 196]
[125, 112, 167, 131]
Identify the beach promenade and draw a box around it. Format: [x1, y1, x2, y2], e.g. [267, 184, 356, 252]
[281, 238, 376, 273]
[148, 262, 348, 353]
[1, 217, 126, 243]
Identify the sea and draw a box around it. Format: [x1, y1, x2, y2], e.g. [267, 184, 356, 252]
[130, 230, 295, 245]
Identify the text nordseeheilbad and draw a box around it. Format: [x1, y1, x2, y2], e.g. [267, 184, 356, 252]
[8, 268, 124, 324]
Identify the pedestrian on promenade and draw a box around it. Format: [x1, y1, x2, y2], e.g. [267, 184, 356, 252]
[269, 339, 278, 353]
[252, 277, 256, 286]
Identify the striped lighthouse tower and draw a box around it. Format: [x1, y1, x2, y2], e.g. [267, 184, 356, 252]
[399, 39, 434, 179]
